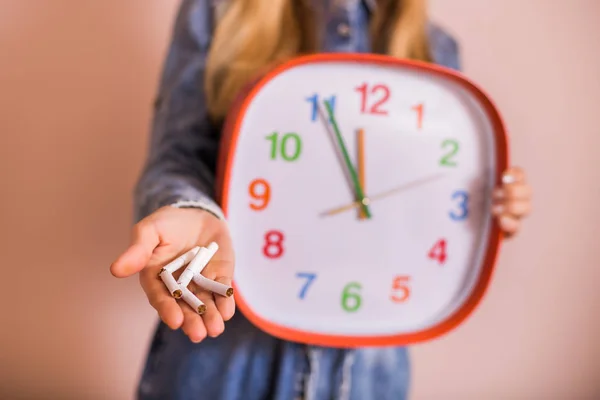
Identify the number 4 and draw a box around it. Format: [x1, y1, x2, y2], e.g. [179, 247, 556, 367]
[428, 239, 447, 265]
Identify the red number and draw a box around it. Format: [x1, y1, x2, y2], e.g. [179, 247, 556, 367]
[370, 84, 390, 114]
[355, 83, 390, 115]
[391, 275, 411, 303]
[428, 239, 447, 265]
[249, 178, 270, 210]
[263, 230, 284, 258]
[412, 103, 424, 130]
[355, 83, 368, 113]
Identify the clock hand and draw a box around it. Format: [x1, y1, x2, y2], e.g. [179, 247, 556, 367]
[357, 128, 367, 220]
[320, 173, 445, 217]
[322, 99, 372, 219]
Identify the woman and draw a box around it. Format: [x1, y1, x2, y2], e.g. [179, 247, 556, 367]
[110, 0, 532, 399]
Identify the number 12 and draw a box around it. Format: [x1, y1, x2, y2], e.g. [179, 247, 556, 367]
[355, 83, 390, 115]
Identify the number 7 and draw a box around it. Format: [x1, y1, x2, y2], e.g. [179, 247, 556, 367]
[296, 272, 317, 299]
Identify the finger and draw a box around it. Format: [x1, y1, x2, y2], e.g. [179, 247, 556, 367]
[180, 298, 208, 343]
[194, 287, 225, 338]
[504, 183, 532, 200]
[492, 200, 531, 218]
[498, 214, 521, 237]
[110, 220, 160, 278]
[140, 269, 184, 329]
[493, 184, 532, 201]
[502, 166, 526, 184]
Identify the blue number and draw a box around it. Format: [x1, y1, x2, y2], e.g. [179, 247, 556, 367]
[296, 272, 317, 299]
[450, 190, 469, 220]
[306, 94, 336, 122]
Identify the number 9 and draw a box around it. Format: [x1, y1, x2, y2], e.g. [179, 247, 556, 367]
[249, 178, 271, 210]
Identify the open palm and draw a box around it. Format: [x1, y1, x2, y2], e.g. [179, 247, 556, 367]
[110, 206, 235, 342]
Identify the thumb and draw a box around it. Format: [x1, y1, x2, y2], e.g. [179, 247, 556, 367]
[110, 221, 160, 278]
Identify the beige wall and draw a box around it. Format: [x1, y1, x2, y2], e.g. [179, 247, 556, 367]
[1, 0, 598, 399]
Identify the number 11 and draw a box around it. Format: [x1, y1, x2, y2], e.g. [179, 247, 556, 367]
[306, 94, 336, 122]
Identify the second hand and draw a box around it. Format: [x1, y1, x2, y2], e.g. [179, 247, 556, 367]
[320, 173, 445, 217]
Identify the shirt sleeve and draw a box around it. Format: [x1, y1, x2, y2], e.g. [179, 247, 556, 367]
[427, 22, 462, 71]
[134, 0, 225, 222]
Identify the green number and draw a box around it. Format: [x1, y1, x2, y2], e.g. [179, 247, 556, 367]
[265, 132, 302, 161]
[341, 282, 362, 312]
[440, 139, 459, 166]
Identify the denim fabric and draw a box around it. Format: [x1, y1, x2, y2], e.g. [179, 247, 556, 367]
[135, 0, 460, 399]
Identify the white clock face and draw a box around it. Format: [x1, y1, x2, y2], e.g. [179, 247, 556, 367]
[221, 56, 506, 345]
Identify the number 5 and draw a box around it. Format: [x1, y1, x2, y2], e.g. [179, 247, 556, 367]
[391, 275, 411, 303]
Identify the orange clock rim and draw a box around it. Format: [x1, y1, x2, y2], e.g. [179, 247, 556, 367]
[215, 52, 510, 347]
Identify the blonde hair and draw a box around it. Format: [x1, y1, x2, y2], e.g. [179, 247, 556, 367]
[205, 0, 431, 120]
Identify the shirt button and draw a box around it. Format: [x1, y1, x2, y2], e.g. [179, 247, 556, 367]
[337, 23, 351, 37]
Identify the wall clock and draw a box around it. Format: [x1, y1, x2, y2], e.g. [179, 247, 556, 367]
[215, 53, 509, 347]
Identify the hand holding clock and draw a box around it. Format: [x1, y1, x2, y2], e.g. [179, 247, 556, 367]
[492, 166, 532, 237]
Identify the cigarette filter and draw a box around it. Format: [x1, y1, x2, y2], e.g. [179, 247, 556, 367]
[159, 270, 183, 298]
[180, 286, 206, 314]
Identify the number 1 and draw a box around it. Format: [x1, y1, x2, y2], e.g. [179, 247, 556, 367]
[412, 103, 423, 130]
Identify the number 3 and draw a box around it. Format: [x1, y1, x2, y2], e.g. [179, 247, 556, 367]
[450, 190, 469, 221]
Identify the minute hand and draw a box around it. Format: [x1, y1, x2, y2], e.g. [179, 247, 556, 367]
[323, 100, 372, 219]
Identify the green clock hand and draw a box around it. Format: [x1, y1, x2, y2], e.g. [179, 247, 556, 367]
[323, 99, 372, 219]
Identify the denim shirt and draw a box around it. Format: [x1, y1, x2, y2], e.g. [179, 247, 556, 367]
[135, 1, 461, 399]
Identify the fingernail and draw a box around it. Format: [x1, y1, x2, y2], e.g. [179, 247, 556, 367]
[493, 188, 504, 199]
[492, 204, 504, 215]
[502, 174, 516, 185]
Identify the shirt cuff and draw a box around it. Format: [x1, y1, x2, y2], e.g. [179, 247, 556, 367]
[170, 199, 226, 221]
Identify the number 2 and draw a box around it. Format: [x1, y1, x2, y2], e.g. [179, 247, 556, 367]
[355, 83, 390, 115]
[440, 139, 459, 166]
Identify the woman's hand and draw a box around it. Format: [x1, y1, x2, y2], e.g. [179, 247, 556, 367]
[110, 206, 235, 343]
[492, 166, 532, 237]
